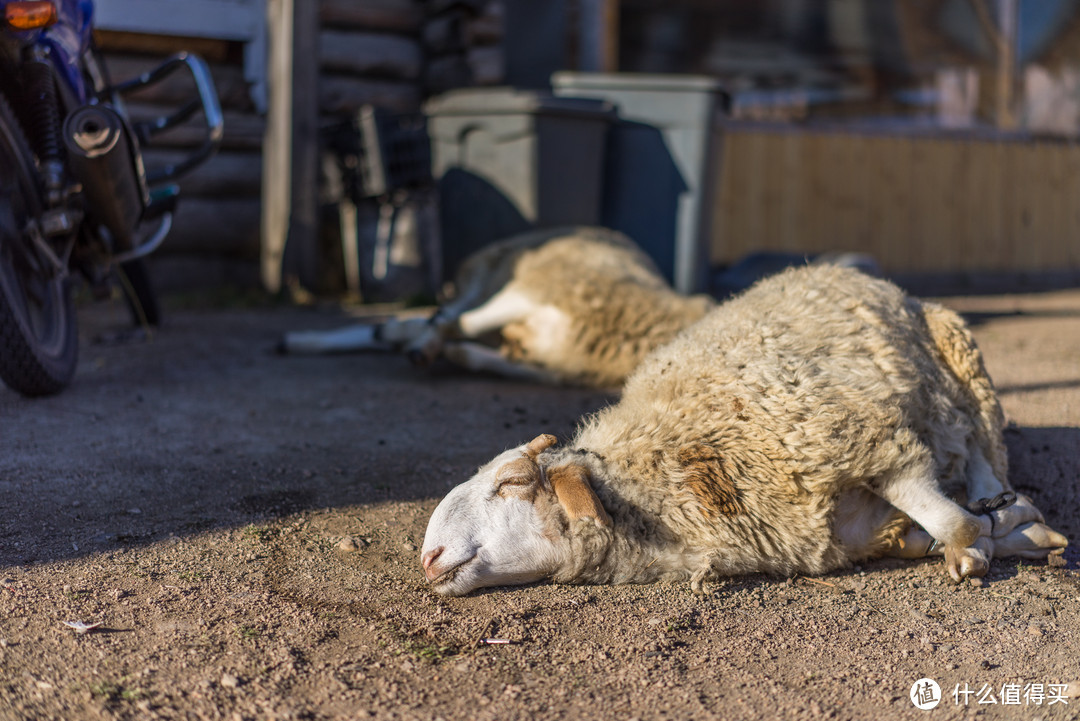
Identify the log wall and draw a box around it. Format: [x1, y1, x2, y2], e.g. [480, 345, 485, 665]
[95, 0, 508, 294]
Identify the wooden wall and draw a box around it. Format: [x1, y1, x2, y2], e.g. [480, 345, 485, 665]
[96, 0, 508, 294]
[96, 33, 264, 291]
[712, 126, 1080, 273]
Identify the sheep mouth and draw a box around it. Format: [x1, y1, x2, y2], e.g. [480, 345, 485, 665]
[428, 555, 476, 590]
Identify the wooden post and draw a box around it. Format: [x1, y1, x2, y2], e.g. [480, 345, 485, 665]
[969, 0, 1018, 130]
[260, 0, 291, 293]
[995, 0, 1018, 130]
[260, 0, 321, 294]
[578, 0, 619, 72]
[284, 0, 321, 290]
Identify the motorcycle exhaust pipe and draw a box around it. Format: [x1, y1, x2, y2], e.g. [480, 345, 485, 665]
[62, 104, 149, 251]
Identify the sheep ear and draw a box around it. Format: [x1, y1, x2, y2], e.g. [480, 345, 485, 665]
[525, 433, 558, 459]
[547, 464, 611, 527]
[495, 458, 541, 487]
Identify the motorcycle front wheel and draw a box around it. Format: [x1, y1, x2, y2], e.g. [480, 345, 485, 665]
[0, 96, 78, 397]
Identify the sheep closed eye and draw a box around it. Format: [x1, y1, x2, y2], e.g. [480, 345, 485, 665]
[494, 458, 541, 494]
[495, 477, 535, 499]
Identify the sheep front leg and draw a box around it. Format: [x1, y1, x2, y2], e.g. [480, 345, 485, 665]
[405, 286, 536, 367]
[279, 315, 431, 355]
[964, 447, 1067, 557]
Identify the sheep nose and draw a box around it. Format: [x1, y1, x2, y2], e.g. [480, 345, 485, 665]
[422, 546, 444, 580]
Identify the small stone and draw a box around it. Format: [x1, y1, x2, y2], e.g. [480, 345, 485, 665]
[336, 537, 365, 553]
[220, 673, 239, 688]
[965, 617, 984, 625]
[969, 577, 984, 588]
[1027, 625, 1044, 637]
[402, 542, 417, 553]
[1064, 680, 1080, 698]
[647, 617, 663, 626]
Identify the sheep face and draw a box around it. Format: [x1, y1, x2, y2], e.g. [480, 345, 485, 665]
[421, 434, 611, 596]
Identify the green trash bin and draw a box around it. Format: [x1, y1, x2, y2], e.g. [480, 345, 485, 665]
[552, 72, 726, 294]
[424, 88, 614, 279]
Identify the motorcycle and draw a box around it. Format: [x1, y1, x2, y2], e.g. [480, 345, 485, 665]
[0, 0, 222, 396]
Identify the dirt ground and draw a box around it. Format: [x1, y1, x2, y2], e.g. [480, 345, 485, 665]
[1, 284, 1079, 721]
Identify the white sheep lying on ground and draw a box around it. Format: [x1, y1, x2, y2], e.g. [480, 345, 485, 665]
[280, 226, 715, 387]
[421, 265, 1068, 595]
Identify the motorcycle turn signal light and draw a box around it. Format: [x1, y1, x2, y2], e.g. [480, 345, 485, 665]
[4, 1, 58, 30]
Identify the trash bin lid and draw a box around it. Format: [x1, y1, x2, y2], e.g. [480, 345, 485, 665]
[424, 87, 615, 119]
[551, 72, 725, 94]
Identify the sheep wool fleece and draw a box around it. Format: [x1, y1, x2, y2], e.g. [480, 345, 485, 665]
[544, 264, 1004, 585]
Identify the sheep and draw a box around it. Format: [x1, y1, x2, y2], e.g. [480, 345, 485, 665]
[280, 226, 716, 387]
[420, 265, 1068, 596]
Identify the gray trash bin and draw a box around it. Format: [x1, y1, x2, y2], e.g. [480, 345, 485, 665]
[424, 88, 614, 278]
[552, 72, 726, 294]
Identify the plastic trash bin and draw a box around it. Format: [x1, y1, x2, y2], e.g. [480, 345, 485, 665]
[424, 87, 614, 278]
[552, 72, 726, 294]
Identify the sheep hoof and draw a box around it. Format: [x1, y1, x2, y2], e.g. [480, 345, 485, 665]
[406, 347, 434, 368]
[945, 537, 993, 583]
[989, 494, 1046, 539]
[689, 568, 714, 595]
[994, 521, 1068, 559]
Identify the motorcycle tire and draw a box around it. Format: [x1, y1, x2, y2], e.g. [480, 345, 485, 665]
[0, 95, 78, 397]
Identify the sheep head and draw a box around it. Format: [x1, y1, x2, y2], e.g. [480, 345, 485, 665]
[421, 434, 611, 596]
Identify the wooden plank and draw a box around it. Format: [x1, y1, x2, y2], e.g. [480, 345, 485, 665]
[465, 4, 505, 45]
[320, 75, 422, 115]
[759, 129, 784, 250]
[801, 132, 827, 256]
[124, 102, 265, 151]
[162, 197, 262, 256]
[906, 138, 932, 271]
[976, 139, 1006, 271]
[320, 30, 422, 80]
[94, 30, 232, 62]
[711, 127, 742, 265]
[739, 130, 767, 257]
[467, 46, 505, 86]
[1062, 144, 1080, 265]
[870, 136, 911, 270]
[777, 130, 801, 251]
[102, 54, 254, 112]
[141, 149, 262, 198]
[423, 10, 467, 54]
[319, 0, 424, 34]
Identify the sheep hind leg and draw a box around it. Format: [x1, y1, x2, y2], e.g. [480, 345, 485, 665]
[442, 342, 559, 384]
[873, 460, 993, 582]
